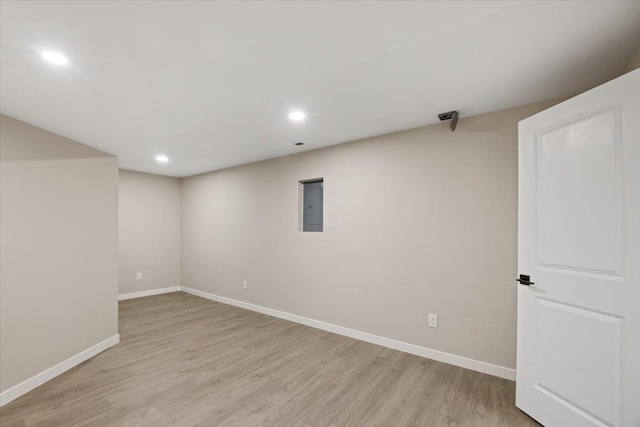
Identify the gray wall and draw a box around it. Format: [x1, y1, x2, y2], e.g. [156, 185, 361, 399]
[0, 115, 119, 393]
[118, 169, 181, 295]
[625, 47, 640, 73]
[180, 99, 562, 370]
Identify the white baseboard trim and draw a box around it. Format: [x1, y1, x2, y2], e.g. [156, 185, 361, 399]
[180, 287, 516, 381]
[0, 334, 120, 407]
[118, 286, 181, 301]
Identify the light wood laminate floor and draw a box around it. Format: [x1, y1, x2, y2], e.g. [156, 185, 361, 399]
[0, 292, 540, 426]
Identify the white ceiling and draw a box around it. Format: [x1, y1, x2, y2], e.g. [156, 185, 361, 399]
[1, 1, 639, 177]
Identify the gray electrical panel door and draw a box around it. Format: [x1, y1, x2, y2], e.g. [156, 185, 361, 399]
[303, 180, 323, 232]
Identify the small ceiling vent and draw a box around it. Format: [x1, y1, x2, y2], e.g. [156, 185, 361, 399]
[294, 142, 304, 146]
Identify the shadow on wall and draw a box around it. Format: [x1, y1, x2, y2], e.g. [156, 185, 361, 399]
[0, 114, 119, 398]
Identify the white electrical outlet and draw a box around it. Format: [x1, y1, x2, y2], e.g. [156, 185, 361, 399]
[243, 280, 248, 290]
[137, 272, 143, 280]
[428, 314, 438, 328]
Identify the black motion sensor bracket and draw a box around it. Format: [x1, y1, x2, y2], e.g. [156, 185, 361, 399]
[438, 110, 459, 132]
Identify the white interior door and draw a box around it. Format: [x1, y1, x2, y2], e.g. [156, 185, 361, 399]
[516, 69, 640, 427]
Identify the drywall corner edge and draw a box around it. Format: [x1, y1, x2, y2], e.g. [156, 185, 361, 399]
[179, 287, 516, 381]
[0, 334, 120, 407]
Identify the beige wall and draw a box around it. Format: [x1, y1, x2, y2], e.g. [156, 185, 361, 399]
[118, 169, 181, 294]
[625, 47, 640, 73]
[181, 99, 561, 370]
[0, 115, 119, 393]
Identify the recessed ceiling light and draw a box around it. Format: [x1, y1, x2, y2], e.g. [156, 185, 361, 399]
[288, 111, 306, 121]
[41, 50, 69, 66]
[155, 155, 169, 163]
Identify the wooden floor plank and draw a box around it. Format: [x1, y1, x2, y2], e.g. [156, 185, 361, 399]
[0, 292, 539, 426]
